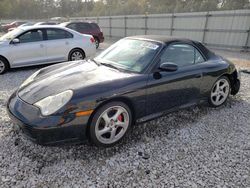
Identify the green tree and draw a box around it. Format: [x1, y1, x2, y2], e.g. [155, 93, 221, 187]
[0, 0, 12, 18]
[0, 0, 249, 19]
[221, 0, 249, 10]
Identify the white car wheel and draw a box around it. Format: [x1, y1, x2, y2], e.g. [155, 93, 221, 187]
[210, 76, 231, 107]
[69, 50, 85, 61]
[90, 102, 132, 147]
[0, 58, 8, 74]
[94, 38, 100, 49]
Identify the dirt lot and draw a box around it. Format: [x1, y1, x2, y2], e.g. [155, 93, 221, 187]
[229, 59, 250, 69]
[0, 41, 250, 187]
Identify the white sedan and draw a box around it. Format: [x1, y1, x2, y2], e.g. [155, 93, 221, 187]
[0, 25, 96, 74]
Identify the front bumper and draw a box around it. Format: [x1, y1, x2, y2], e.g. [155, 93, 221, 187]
[7, 92, 90, 145]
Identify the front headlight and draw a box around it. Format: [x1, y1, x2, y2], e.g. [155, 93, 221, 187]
[34, 90, 73, 116]
[20, 70, 40, 88]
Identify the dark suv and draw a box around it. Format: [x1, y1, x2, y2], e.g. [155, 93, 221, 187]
[1, 21, 27, 32]
[60, 22, 104, 48]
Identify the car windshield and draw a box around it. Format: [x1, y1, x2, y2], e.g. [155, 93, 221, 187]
[10, 21, 17, 25]
[0, 28, 23, 41]
[59, 22, 68, 27]
[19, 23, 33, 27]
[95, 39, 161, 73]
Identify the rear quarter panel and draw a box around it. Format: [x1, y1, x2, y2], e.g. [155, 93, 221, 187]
[200, 58, 235, 98]
[70, 34, 96, 58]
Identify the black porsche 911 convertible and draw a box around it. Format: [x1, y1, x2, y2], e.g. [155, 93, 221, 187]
[7, 35, 240, 147]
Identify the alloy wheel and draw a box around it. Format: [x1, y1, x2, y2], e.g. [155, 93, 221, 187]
[71, 51, 84, 61]
[95, 106, 130, 144]
[211, 78, 230, 106]
[95, 39, 99, 49]
[0, 60, 5, 74]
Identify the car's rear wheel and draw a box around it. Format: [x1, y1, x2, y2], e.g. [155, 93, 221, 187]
[94, 37, 100, 49]
[69, 49, 85, 61]
[209, 76, 231, 107]
[89, 101, 132, 147]
[0, 57, 9, 74]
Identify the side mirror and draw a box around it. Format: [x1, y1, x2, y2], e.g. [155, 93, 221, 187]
[11, 38, 20, 44]
[159, 62, 178, 72]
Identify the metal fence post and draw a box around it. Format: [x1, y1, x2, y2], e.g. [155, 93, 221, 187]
[244, 27, 250, 51]
[68, 10, 250, 50]
[124, 16, 127, 37]
[202, 12, 210, 44]
[109, 16, 112, 37]
[97, 17, 99, 24]
[170, 14, 175, 36]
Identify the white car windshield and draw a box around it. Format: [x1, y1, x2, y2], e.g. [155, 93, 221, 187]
[0, 28, 23, 41]
[95, 39, 161, 73]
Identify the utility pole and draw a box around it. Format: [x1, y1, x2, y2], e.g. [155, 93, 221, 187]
[84, 0, 88, 17]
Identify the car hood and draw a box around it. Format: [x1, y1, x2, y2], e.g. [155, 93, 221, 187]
[18, 60, 136, 104]
[0, 40, 9, 46]
[1, 24, 9, 27]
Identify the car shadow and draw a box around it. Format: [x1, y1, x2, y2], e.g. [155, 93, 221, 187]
[9, 64, 49, 72]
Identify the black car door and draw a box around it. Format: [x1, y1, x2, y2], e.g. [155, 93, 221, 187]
[145, 43, 206, 116]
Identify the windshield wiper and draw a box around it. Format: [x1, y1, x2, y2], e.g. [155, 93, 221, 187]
[100, 62, 120, 71]
[88, 59, 100, 66]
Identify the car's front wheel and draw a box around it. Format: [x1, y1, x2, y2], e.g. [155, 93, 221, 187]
[0, 57, 9, 74]
[89, 101, 132, 147]
[209, 76, 231, 107]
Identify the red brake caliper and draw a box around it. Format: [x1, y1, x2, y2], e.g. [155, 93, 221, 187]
[118, 114, 123, 122]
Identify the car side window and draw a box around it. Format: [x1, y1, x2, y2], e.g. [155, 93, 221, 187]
[18, 29, 43, 43]
[78, 23, 91, 31]
[195, 49, 205, 64]
[160, 44, 196, 67]
[90, 23, 99, 29]
[46, 29, 73, 40]
[67, 23, 77, 30]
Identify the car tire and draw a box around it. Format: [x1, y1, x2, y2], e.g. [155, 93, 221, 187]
[209, 76, 231, 107]
[89, 101, 132, 147]
[69, 49, 85, 61]
[94, 37, 100, 49]
[0, 57, 9, 74]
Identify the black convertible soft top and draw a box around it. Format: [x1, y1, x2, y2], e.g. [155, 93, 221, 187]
[128, 35, 216, 60]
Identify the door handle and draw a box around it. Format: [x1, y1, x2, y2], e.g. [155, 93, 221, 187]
[40, 44, 44, 48]
[65, 41, 69, 45]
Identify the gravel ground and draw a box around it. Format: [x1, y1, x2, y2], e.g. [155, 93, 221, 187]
[0, 44, 250, 187]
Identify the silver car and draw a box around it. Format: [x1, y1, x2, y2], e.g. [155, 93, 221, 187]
[0, 25, 96, 74]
